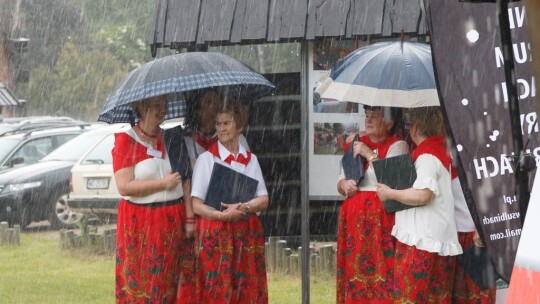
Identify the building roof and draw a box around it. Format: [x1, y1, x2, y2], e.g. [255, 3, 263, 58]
[0, 83, 19, 106]
[149, 0, 428, 56]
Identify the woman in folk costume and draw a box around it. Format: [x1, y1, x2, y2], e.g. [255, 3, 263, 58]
[191, 97, 269, 303]
[336, 105, 408, 303]
[377, 107, 463, 303]
[112, 95, 195, 303]
[176, 89, 249, 304]
[183, 89, 250, 167]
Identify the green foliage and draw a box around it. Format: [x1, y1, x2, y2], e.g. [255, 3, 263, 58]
[18, 0, 84, 67]
[17, 0, 154, 120]
[23, 42, 125, 120]
[79, 0, 155, 67]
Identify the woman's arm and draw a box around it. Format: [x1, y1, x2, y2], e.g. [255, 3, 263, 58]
[376, 183, 433, 206]
[192, 196, 246, 221]
[237, 195, 269, 214]
[182, 178, 195, 238]
[114, 166, 180, 197]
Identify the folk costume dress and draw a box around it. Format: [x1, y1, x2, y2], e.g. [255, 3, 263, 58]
[451, 174, 496, 303]
[392, 135, 463, 304]
[113, 128, 191, 304]
[176, 130, 250, 304]
[191, 141, 268, 304]
[336, 135, 408, 304]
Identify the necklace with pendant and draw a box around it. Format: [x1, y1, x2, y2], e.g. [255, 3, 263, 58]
[136, 124, 160, 139]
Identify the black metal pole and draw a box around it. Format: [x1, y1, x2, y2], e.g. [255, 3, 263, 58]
[300, 42, 310, 304]
[497, 0, 530, 224]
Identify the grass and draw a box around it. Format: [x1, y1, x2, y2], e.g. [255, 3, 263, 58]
[268, 272, 336, 304]
[0, 232, 115, 304]
[0, 230, 335, 304]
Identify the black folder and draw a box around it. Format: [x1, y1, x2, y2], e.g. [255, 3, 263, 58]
[205, 162, 259, 210]
[163, 125, 192, 179]
[372, 153, 417, 213]
[341, 134, 364, 184]
[456, 245, 498, 290]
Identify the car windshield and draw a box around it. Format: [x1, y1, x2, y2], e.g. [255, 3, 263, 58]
[81, 134, 114, 165]
[41, 129, 109, 162]
[0, 137, 23, 162]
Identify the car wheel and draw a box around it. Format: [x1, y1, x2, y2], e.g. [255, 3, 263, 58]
[49, 194, 83, 229]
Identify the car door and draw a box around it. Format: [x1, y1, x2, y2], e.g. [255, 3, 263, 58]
[8, 137, 54, 168]
[5, 133, 79, 169]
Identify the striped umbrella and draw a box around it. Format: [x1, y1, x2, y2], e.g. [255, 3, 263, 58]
[314, 41, 440, 108]
[98, 52, 275, 124]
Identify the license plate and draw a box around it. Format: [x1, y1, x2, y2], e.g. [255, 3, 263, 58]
[87, 178, 109, 190]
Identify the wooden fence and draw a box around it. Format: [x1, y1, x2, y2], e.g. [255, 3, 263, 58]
[265, 236, 336, 276]
[0, 221, 20, 246]
[57, 226, 337, 275]
[59, 225, 116, 255]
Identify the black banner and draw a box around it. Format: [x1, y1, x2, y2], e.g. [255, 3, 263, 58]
[426, 0, 537, 281]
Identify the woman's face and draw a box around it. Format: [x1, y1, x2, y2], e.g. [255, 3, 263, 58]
[215, 112, 241, 147]
[140, 95, 168, 125]
[364, 109, 392, 138]
[198, 91, 221, 134]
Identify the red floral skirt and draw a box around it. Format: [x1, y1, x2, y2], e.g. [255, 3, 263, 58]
[394, 241, 456, 304]
[194, 214, 268, 304]
[176, 236, 197, 304]
[115, 199, 189, 304]
[452, 231, 496, 304]
[336, 191, 396, 304]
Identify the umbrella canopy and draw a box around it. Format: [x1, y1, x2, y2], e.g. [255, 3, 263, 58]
[314, 41, 440, 108]
[98, 52, 275, 124]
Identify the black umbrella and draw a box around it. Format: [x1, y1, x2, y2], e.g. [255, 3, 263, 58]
[98, 52, 275, 124]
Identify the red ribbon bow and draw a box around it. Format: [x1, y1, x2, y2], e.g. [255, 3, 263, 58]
[224, 152, 251, 165]
[207, 141, 252, 165]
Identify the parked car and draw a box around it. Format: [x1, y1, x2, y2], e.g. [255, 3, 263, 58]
[0, 124, 94, 172]
[0, 124, 123, 229]
[68, 120, 183, 218]
[68, 126, 125, 218]
[0, 116, 86, 136]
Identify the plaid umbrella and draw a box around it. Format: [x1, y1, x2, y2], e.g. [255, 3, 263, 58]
[314, 41, 439, 108]
[98, 52, 275, 124]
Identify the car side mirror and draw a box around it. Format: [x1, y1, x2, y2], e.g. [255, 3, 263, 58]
[8, 156, 25, 167]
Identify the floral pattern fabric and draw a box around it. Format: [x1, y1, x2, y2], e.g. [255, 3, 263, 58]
[336, 192, 396, 304]
[176, 237, 197, 304]
[116, 199, 187, 304]
[393, 241, 456, 304]
[195, 214, 268, 304]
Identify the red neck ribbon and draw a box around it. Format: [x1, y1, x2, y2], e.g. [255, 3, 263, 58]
[193, 131, 218, 151]
[411, 135, 452, 174]
[207, 141, 251, 165]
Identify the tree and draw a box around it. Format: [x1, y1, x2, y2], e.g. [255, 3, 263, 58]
[24, 42, 125, 120]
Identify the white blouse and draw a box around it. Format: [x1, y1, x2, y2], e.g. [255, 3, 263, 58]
[122, 129, 184, 204]
[338, 140, 409, 192]
[452, 178, 477, 232]
[392, 154, 463, 256]
[191, 141, 268, 207]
